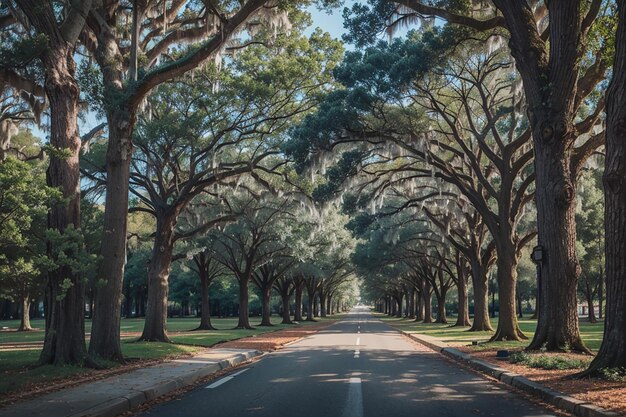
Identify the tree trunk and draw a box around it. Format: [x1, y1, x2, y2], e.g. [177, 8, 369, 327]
[90, 116, 134, 360]
[139, 213, 176, 341]
[598, 270, 604, 319]
[319, 292, 327, 318]
[422, 283, 433, 324]
[196, 268, 215, 330]
[395, 295, 403, 318]
[18, 295, 33, 331]
[259, 285, 272, 326]
[587, 4, 626, 370]
[492, 250, 526, 342]
[435, 295, 447, 324]
[469, 262, 493, 331]
[415, 291, 424, 321]
[313, 295, 320, 318]
[454, 277, 471, 327]
[39, 54, 88, 366]
[526, 137, 587, 350]
[407, 287, 416, 319]
[294, 283, 304, 322]
[280, 288, 292, 324]
[236, 276, 253, 329]
[585, 290, 597, 324]
[306, 293, 315, 321]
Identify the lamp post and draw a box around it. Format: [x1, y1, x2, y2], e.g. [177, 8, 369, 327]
[530, 245, 545, 320]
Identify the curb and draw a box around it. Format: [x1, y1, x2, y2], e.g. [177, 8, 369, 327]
[67, 350, 261, 417]
[399, 330, 620, 417]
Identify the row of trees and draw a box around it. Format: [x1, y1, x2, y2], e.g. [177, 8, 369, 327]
[288, 0, 626, 375]
[0, 1, 359, 366]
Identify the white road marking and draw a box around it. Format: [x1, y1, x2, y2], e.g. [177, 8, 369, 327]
[205, 368, 249, 389]
[341, 376, 363, 417]
[356, 337, 360, 346]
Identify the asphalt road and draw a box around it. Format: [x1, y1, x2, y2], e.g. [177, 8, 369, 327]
[138, 307, 556, 417]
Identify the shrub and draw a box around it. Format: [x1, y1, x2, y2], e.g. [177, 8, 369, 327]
[600, 367, 626, 382]
[509, 352, 589, 370]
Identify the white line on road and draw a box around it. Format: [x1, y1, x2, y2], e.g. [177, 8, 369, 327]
[205, 368, 249, 389]
[356, 337, 360, 346]
[341, 376, 363, 417]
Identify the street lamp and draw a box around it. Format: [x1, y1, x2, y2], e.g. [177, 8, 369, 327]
[530, 245, 545, 320]
[530, 245, 545, 264]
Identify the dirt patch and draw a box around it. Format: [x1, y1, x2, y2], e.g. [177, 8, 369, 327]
[465, 349, 626, 415]
[219, 321, 336, 351]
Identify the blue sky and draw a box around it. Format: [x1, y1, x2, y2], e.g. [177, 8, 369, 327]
[307, 5, 350, 39]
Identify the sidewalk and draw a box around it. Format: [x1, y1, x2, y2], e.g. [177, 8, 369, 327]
[397, 329, 620, 417]
[0, 348, 260, 417]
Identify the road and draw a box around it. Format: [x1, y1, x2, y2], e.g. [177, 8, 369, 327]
[138, 307, 556, 417]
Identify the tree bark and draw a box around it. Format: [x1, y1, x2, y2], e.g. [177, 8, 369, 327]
[18, 295, 33, 331]
[492, 248, 526, 342]
[259, 285, 273, 326]
[280, 288, 292, 324]
[469, 262, 493, 331]
[235, 276, 253, 329]
[395, 295, 403, 318]
[90, 114, 134, 359]
[586, 0, 626, 371]
[415, 290, 424, 321]
[196, 267, 215, 330]
[39, 52, 88, 366]
[454, 276, 471, 327]
[319, 291, 327, 318]
[306, 293, 315, 321]
[526, 145, 586, 350]
[139, 213, 176, 341]
[585, 288, 597, 324]
[422, 282, 433, 323]
[294, 282, 304, 322]
[435, 294, 447, 324]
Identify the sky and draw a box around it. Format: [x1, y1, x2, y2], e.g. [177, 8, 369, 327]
[307, 5, 350, 39]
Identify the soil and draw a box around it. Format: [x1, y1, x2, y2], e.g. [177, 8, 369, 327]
[462, 348, 626, 415]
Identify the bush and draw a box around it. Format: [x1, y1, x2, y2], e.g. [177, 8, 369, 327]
[600, 367, 626, 382]
[509, 352, 589, 370]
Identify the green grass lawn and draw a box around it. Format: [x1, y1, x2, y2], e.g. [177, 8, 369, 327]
[0, 315, 336, 344]
[0, 314, 340, 396]
[380, 315, 604, 351]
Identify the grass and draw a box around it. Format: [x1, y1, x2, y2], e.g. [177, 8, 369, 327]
[0, 315, 335, 344]
[0, 341, 201, 396]
[0, 314, 339, 396]
[509, 351, 590, 370]
[379, 314, 605, 352]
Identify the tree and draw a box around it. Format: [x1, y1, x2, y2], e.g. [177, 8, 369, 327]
[186, 236, 228, 330]
[343, 0, 609, 351]
[290, 37, 536, 339]
[214, 196, 294, 329]
[4, 0, 95, 365]
[576, 168, 604, 324]
[0, 152, 57, 331]
[273, 275, 295, 324]
[82, 0, 296, 360]
[587, 0, 626, 373]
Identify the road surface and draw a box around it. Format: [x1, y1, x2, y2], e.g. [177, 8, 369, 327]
[138, 307, 556, 417]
